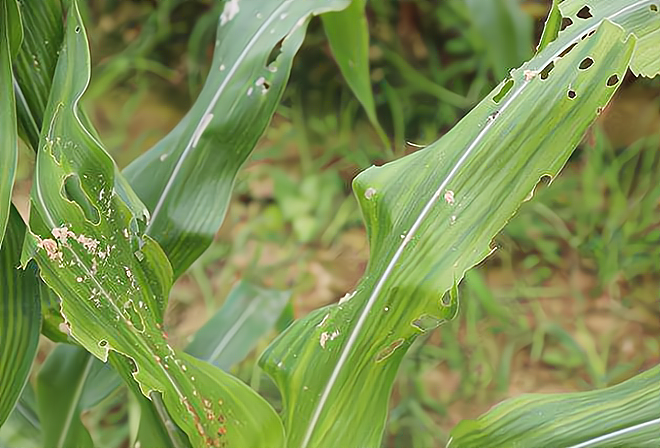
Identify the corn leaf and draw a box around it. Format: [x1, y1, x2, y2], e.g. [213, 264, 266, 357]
[465, 0, 534, 80]
[260, 2, 660, 445]
[0, 206, 40, 427]
[36, 345, 95, 448]
[0, 384, 41, 448]
[123, 0, 350, 278]
[321, 0, 389, 149]
[537, 0, 563, 52]
[13, 0, 63, 150]
[448, 364, 660, 448]
[0, 0, 20, 247]
[186, 281, 291, 370]
[21, 3, 284, 447]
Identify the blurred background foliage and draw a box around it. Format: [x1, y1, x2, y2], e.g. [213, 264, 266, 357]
[10, 0, 660, 447]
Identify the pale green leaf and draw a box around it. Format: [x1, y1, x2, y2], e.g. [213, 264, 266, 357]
[123, 0, 350, 278]
[0, 206, 40, 427]
[22, 3, 284, 447]
[261, 13, 647, 448]
[559, 0, 660, 77]
[448, 365, 660, 448]
[186, 281, 291, 370]
[0, 384, 41, 448]
[36, 345, 95, 448]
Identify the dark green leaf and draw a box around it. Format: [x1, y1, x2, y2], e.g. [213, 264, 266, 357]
[537, 0, 562, 53]
[0, 206, 41, 427]
[0, 0, 20, 247]
[13, 0, 63, 149]
[322, 0, 389, 149]
[123, 0, 350, 278]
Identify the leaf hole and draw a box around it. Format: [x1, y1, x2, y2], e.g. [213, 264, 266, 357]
[579, 57, 594, 70]
[567, 89, 577, 99]
[559, 42, 577, 58]
[576, 6, 593, 19]
[560, 17, 573, 30]
[650, 4, 658, 11]
[266, 38, 284, 67]
[540, 61, 554, 80]
[606, 74, 619, 87]
[75, 26, 81, 33]
[62, 174, 101, 224]
[99, 340, 108, 347]
[492, 78, 514, 103]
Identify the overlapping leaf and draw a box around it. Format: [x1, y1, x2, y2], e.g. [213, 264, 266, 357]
[0, 206, 40, 427]
[186, 281, 290, 370]
[260, 2, 660, 445]
[123, 0, 350, 278]
[37, 345, 95, 448]
[13, 0, 63, 150]
[21, 3, 284, 447]
[0, 0, 20, 247]
[448, 365, 660, 447]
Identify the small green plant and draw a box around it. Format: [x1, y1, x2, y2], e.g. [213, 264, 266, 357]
[0, 1, 658, 447]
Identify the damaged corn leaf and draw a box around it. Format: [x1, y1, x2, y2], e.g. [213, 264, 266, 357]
[21, 3, 284, 447]
[448, 364, 660, 447]
[123, 0, 350, 278]
[557, 0, 660, 78]
[260, 9, 655, 448]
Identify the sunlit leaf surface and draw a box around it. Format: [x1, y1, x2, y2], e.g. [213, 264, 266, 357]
[124, 0, 350, 278]
[261, 1, 660, 444]
[448, 365, 660, 447]
[22, 3, 284, 447]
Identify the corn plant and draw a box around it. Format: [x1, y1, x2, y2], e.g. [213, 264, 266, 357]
[0, 0, 658, 447]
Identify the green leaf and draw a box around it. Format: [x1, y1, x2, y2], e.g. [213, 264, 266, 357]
[0, 206, 41, 427]
[322, 0, 389, 150]
[123, 0, 350, 278]
[465, 0, 534, 80]
[0, 0, 20, 247]
[260, 13, 648, 448]
[448, 365, 660, 448]
[3, 0, 21, 58]
[22, 3, 284, 447]
[537, 0, 562, 53]
[186, 281, 291, 370]
[0, 383, 42, 448]
[13, 0, 63, 150]
[36, 345, 95, 448]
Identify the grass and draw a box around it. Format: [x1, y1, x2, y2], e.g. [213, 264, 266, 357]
[10, 1, 659, 447]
